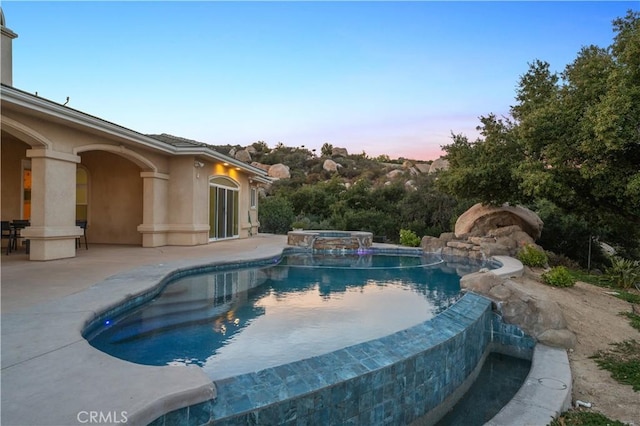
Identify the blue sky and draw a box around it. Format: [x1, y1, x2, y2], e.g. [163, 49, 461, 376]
[3, 1, 636, 161]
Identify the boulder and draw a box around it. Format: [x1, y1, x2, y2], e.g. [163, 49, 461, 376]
[331, 147, 349, 157]
[461, 275, 577, 349]
[414, 163, 431, 174]
[537, 329, 577, 349]
[420, 236, 446, 252]
[386, 169, 404, 179]
[454, 203, 544, 240]
[402, 160, 414, 169]
[245, 145, 257, 154]
[488, 284, 513, 301]
[478, 242, 512, 257]
[268, 163, 290, 179]
[428, 158, 450, 173]
[323, 159, 341, 172]
[439, 232, 456, 242]
[251, 162, 271, 172]
[460, 271, 503, 294]
[234, 149, 252, 163]
[528, 299, 567, 334]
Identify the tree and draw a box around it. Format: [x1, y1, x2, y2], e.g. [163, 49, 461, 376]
[439, 11, 640, 257]
[321, 142, 333, 157]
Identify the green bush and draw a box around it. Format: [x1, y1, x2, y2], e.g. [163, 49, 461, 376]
[541, 266, 576, 287]
[517, 244, 549, 267]
[258, 196, 295, 234]
[399, 229, 421, 247]
[605, 256, 640, 289]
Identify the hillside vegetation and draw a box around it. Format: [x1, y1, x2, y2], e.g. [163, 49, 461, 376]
[253, 11, 640, 271]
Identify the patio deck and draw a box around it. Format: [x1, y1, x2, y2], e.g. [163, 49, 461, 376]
[1, 235, 287, 425]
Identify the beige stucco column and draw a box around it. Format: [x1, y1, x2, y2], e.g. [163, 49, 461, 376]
[22, 149, 82, 260]
[137, 171, 169, 247]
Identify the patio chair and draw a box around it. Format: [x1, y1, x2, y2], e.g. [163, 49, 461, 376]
[11, 220, 30, 254]
[2, 221, 13, 255]
[76, 220, 88, 250]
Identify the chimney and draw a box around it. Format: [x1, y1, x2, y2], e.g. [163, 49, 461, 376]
[1, 7, 18, 86]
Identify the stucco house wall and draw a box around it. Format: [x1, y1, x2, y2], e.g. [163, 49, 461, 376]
[0, 134, 27, 221]
[0, 12, 269, 260]
[81, 151, 144, 245]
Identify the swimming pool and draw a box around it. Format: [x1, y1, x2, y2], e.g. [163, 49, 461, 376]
[86, 251, 478, 380]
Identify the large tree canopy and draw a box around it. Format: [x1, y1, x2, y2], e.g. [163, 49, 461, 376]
[438, 10, 640, 254]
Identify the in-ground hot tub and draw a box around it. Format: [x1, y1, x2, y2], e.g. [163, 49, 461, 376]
[287, 230, 373, 250]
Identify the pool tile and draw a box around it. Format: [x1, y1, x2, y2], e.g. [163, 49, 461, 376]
[159, 288, 536, 426]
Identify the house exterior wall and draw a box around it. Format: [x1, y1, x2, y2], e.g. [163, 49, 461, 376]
[81, 151, 143, 245]
[1, 11, 267, 260]
[1, 88, 266, 260]
[0, 133, 28, 220]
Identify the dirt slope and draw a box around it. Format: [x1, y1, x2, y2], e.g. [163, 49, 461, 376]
[511, 270, 640, 425]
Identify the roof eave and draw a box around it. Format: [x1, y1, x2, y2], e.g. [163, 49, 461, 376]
[1, 85, 268, 177]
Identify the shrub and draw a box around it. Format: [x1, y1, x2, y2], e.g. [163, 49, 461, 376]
[258, 196, 295, 234]
[517, 244, 549, 267]
[605, 256, 640, 289]
[399, 229, 421, 247]
[541, 266, 576, 287]
[546, 251, 580, 269]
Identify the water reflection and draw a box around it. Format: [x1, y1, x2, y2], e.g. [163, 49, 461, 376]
[87, 253, 484, 380]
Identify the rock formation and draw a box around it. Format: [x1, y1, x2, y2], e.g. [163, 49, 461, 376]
[428, 158, 449, 173]
[386, 169, 404, 179]
[267, 163, 290, 179]
[413, 163, 431, 174]
[323, 159, 341, 172]
[251, 162, 271, 172]
[455, 203, 543, 240]
[421, 224, 538, 260]
[331, 147, 349, 157]
[420, 202, 575, 349]
[234, 148, 252, 163]
[460, 271, 577, 349]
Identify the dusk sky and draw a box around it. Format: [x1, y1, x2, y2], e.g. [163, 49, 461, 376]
[3, 1, 636, 161]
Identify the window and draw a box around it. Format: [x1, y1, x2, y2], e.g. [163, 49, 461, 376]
[250, 187, 257, 209]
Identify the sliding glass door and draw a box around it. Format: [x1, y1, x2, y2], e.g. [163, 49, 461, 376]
[209, 177, 239, 240]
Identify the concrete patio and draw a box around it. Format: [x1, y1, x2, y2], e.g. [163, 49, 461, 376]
[1, 235, 287, 425]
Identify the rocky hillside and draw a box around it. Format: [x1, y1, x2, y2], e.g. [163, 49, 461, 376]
[148, 133, 448, 188]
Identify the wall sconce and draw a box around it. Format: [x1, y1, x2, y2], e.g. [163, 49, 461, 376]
[194, 160, 205, 179]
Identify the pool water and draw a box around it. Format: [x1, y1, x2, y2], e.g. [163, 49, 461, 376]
[87, 253, 477, 380]
[436, 352, 532, 425]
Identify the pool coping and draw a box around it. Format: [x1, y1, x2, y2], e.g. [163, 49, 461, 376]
[490, 255, 524, 278]
[486, 344, 572, 425]
[1, 245, 566, 426]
